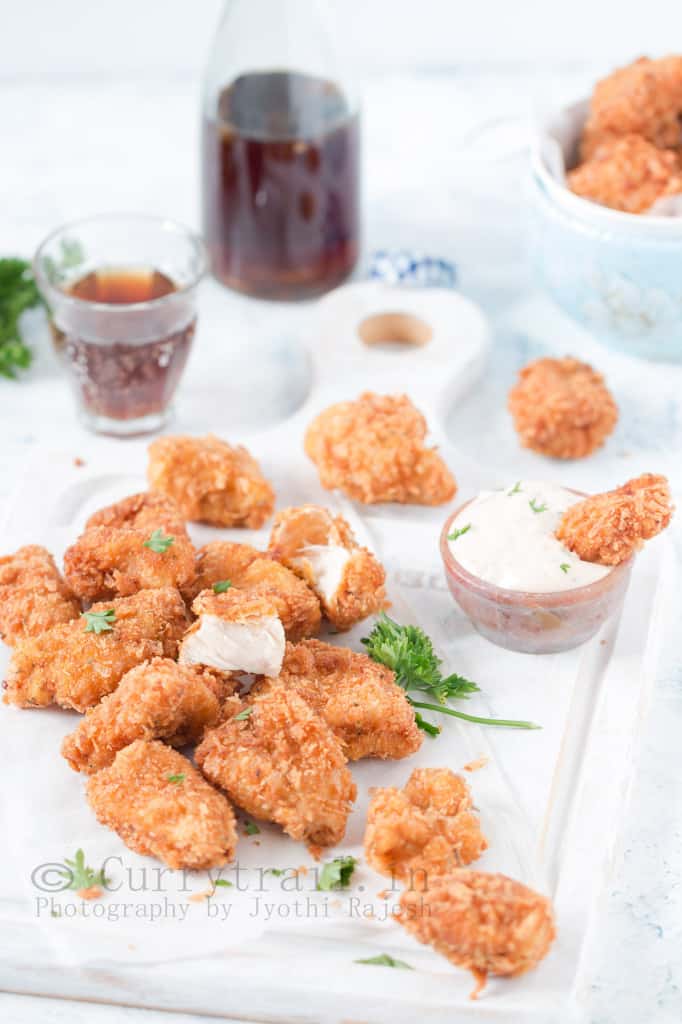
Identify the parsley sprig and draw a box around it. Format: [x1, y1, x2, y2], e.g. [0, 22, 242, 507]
[529, 498, 548, 514]
[355, 953, 414, 969]
[59, 849, 109, 892]
[83, 609, 116, 634]
[362, 613, 539, 733]
[144, 528, 174, 553]
[212, 579, 232, 594]
[447, 523, 471, 542]
[317, 856, 357, 891]
[0, 258, 43, 378]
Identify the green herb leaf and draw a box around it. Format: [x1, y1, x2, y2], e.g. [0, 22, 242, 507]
[264, 868, 286, 877]
[58, 849, 108, 891]
[355, 954, 414, 969]
[0, 258, 43, 379]
[234, 707, 253, 721]
[560, 563, 570, 574]
[212, 579, 232, 594]
[244, 821, 260, 836]
[414, 711, 441, 737]
[83, 609, 116, 634]
[143, 528, 175, 553]
[167, 773, 186, 785]
[529, 498, 548, 514]
[317, 855, 357, 891]
[447, 523, 471, 542]
[213, 879, 233, 888]
[508, 481, 523, 496]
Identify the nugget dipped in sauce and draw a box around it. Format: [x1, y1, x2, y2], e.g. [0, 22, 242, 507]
[304, 392, 456, 505]
[0, 545, 80, 646]
[508, 357, 618, 459]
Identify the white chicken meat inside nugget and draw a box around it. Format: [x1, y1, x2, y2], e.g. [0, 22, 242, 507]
[180, 589, 285, 677]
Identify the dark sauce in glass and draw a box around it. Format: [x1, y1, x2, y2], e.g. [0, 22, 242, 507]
[202, 70, 360, 300]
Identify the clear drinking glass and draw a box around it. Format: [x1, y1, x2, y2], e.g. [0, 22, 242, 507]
[34, 214, 206, 437]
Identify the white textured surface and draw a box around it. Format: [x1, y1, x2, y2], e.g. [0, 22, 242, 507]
[1, 26, 682, 1024]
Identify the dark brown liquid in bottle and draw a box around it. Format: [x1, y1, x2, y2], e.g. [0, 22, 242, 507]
[202, 70, 359, 300]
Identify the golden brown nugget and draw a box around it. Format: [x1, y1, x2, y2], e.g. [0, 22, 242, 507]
[181, 589, 286, 677]
[305, 392, 456, 505]
[508, 357, 618, 459]
[147, 434, 275, 528]
[568, 134, 682, 213]
[185, 541, 321, 642]
[254, 639, 422, 760]
[64, 525, 196, 603]
[196, 687, 356, 848]
[398, 871, 556, 998]
[62, 658, 236, 773]
[556, 473, 673, 566]
[364, 768, 486, 882]
[85, 491, 188, 535]
[0, 545, 80, 646]
[86, 739, 238, 870]
[4, 587, 189, 711]
[580, 56, 682, 160]
[268, 504, 385, 630]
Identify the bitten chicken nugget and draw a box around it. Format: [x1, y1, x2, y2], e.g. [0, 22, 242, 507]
[147, 434, 275, 527]
[580, 56, 682, 160]
[196, 687, 356, 848]
[398, 870, 556, 998]
[4, 587, 188, 711]
[268, 505, 386, 630]
[185, 541, 321, 642]
[254, 639, 422, 760]
[180, 589, 285, 677]
[508, 357, 618, 459]
[62, 657, 236, 773]
[64, 525, 196, 603]
[364, 768, 486, 883]
[568, 134, 682, 213]
[0, 545, 80, 646]
[556, 473, 673, 565]
[304, 392, 456, 505]
[86, 739, 238, 870]
[85, 491, 188, 535]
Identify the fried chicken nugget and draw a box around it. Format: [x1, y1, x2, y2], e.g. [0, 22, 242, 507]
[4, 587, 189, 711]
[147, 434, 275, 528]
[0, 545, 80, 646]
[85, 491, 188, 534]
[62, 657, 236, 773]
[508, 357, 618, 459]
[196, 687, 356, 848]
[254, 639, 422, 760]
[304, 392, 456, 505]
[568, 134, 682, 213]
[268, 505, 386, 630]
[581, 56, 682, 160]
[185, 541, 321, 642]
[64, 525, 196, 603]
[180, 589, 285, 677]
[556, 472, 673, 565]
[398, 870, 556, 998]
[364, 768, 486, 883]
[86, 739, 238, 870]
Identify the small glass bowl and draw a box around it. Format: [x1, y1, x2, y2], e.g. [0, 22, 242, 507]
[439, 497, 634, 654]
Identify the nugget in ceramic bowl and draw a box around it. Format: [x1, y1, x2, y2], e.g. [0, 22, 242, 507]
[568, 134, 682, 213]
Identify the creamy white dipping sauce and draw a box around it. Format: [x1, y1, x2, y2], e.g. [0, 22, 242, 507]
[448, 481, 612, 593]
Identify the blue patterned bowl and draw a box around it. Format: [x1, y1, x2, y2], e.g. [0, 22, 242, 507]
[529, 122, 682, 363]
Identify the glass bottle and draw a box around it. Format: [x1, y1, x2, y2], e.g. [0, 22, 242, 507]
[201, 0, 360, 301]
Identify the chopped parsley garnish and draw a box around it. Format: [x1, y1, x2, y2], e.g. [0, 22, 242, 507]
[560, 563, 570, 574]
[143, 528, 175, 553]
[244, 821, 260, 836]
[508, 481, 523, 496]
[447, 523, 471, 542]
[167, 773, 185, 785]
[413, 712, 441, 737]
[317, 856, 357, 891]
[213, 879, 233, 888]
[212, 579, 232, 594]
[234, 707, 253, 721]
[355, 953, 414, 969]
[362, 613, 539, 733]
[58, 849, 109, 892]
[264, 868, 286, 877]
[529, 498, 548, 514]
[83, 609, 116, 634]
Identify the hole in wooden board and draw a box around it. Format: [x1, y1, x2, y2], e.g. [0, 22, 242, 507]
[357, 311, 433, 351]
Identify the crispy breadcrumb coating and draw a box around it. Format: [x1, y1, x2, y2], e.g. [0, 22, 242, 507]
[556, 473, 673, 565]
[62, 657, 236, 773]
[508, 357, 618, 459]
[304, 392, 456, 505]
[581, 56, 682, 160]
[64, 525, 196, 602]
[268, 505, 386, 630]
[86, 739, 237, 870]
[85, 491, 188, 535]
[254, 639, 422, 760]
[568, 134, 682, 213]
[196, 687, 356, 848]
[181, 589, 285, 677]
[0, 545, 80, 646]
[4, 587, 189, 711]
[364, 768, 486, 882]
[185, 541, 321, 642]
[398, 870, 556, 998]
[147, 434, 275, 527]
